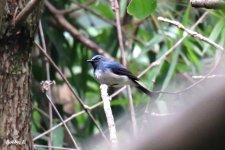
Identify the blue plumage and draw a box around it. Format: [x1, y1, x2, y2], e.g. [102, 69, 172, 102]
[87, 55, 152, 97]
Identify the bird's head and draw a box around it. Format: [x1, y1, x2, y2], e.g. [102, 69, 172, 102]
[87, 55, 109, 69]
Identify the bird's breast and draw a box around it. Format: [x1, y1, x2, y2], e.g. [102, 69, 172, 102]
[94, 69, 130, 87]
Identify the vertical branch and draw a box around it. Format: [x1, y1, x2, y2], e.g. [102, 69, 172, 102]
[110, 0, 126, 65]
[127, 86, 137, 135]
[38, 21, 53, 150]
[100, 84, 118, 149]
[40, 81, 80, 149]
[45, 95, 80, 149]
[109, 0, 137, 136]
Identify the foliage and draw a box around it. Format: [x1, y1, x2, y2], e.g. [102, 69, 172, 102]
[127, 0, 157, 20]
[32, 0, 225, 148]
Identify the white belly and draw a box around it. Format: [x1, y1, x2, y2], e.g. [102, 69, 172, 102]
[95, 69, 130, 87]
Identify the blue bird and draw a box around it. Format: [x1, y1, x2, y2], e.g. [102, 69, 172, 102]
[87, 55, 152, 97]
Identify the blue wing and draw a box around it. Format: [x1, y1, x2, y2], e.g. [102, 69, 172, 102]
[105, 62, 139, 81]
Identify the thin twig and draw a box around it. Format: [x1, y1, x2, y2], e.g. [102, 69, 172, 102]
[151, 13, 224, 95]
[38, 21, 53, 150]
[110, 0, 126, 65]
[33, 106, 49, 119]
[45, 93, 80, 149]
[58, 0, 95, 15]
[146, 13, 225, 95]
[34, 42, 111, 145]
[110, 0, 137, 137]
[45, 0, 113, 60]
[72, 0, 115, 25]
[127, 86, 137, 135]
[40, 80, 79, 148]
[14, 0, 42, 25]
[100, 84, 118, 149]
[139, 12, 209, 128]
[138, 12, 209, 78]
[190, 0, 225, 9]
[158, 16, 224, 51]
[34, 144, 77, 150]
[33, 111, 84, 141]
[71, 0, 145, 46]
[33, 85, 126, 141]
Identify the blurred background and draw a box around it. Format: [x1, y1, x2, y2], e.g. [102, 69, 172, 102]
[32, 0, 225, 149]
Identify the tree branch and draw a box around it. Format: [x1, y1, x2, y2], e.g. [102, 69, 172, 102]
[110, 0, 137, 137]
[44, 1, 113, 59]
[100, 84, 118, 149]
[38, 20, 53, 150]
[158, 16, 224, 51]
[190, 0, 225, 9]
[34, 144, 76, 150]
[138, 12, 209, 78]
[40, 80, 80, 149]
[14, 0, 42, 25]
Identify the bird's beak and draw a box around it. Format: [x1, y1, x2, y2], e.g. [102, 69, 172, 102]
[87, 59, 93, 63]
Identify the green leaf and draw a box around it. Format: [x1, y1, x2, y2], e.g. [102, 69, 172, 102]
[202, 19, 225, 54]
[182, 4, 191, 26]
[32, 111, 41, 129]
[127, 0, 157, 20]
[94, 2, 115, 19]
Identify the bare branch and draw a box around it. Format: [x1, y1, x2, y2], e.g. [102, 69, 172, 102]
[109, 0, 137, 137]
[41, 80, 80, 149]
[109, 0, 126, 65]
[33, 111, 85, 141]
[34, 144, 77, 150]
[14, 0, 42, 25]
[71, 0, 115, 25]
[58, 0, 95, 15]
[138, 12, 209, 78]
[190, 0, 225, 9]
[38, 20, 53, 149]
[100, 84, 118, 149]
[158, 16, 224, 51]
[44, 1, 113, 59]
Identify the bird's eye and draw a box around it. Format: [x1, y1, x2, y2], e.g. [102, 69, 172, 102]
[94, 57, 101, 61]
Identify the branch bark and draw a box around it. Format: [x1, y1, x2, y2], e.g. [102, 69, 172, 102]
[14, 0, 41, 25]
[100, 84, 118, 149]
[190, 0, 225, 9]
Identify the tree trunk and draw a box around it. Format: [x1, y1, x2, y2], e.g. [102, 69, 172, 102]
[0, 0, 43, 149]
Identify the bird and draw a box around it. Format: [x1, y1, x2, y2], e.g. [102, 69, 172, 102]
[87, 55, 152, 97]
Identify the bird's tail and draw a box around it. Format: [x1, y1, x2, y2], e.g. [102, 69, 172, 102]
[133, 80, 152, 97]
